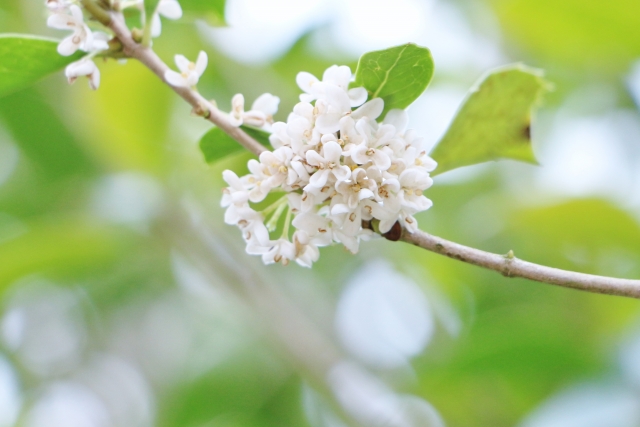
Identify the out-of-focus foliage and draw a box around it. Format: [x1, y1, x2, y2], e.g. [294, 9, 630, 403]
[0, 0, 639, 426]
[0, 35, 84, 98]
[180, 0, 227, 25]
[431, 65, 546, 175]
[354, 43, 434, 117]
[200, 125, 270, 163]
[485, 0, 640, 73]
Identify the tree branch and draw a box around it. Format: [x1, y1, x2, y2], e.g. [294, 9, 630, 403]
[400, 228, 640, 299]
[106, 12, 267, 157]
[97, 8, 640, 300]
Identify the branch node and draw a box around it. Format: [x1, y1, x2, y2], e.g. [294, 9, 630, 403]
[131, 28, 144, 44]
[192, 102, 210, 118]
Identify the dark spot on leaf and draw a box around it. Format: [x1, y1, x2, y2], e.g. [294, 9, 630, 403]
[523, 123, 531, 140]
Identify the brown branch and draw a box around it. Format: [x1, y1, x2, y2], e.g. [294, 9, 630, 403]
[400, 228, 640, 299]
[106, 11, 267, 157]
[90, 8, 640, 301]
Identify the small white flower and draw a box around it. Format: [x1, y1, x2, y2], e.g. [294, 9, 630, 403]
[220, 64, 436, 267]
[151, 0, 183, 38]
[48, 5, 107, 56]
[262, 238, 296, 266]
[221, 170, 250, 207]
[164, 51, 208, 88]
[229, 93, 245, 127]
[304, 140, 350, 189]
[398, 168, 434, 212]
[229, 93, 280, 129]
[334, 168, 377, 210]
[65, 58, 100, 90]
[292, 231, 320, 268]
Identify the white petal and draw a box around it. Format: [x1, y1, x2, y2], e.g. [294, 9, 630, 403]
[348, 87, 368, 107]
[174, 54, 190, 72]
[251, 93, 280, 115]
[322, 83, 352, 113]
[69, 4, 84, 21]
[195, 51, 208, 76]
[323, 65, 351, 89]
[308, 169, 330, 188]
[383, 109, 408, 132]
[315, 113, 342, 134]
[352, 98, 384, 120]
[322, 140, 343, 163]
[65, 59, 95, 79]
[242, 111, 266, 128]
[151, 13, 162, 37]
[158, 0, 182, 19]
[164, 70, 187, 87]
[332, 165, 351, 182]
[57, 36, 78, 56]
[296, 71, 318, 93]
[47, 13, 70, 30]
[88, 66, 100, 90]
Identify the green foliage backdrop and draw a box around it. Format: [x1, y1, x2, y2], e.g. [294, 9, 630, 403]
[0, 0, 639, 426]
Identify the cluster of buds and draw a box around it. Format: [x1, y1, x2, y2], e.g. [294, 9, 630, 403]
[222, 66, 437, 267]
[45, 0, 182, 90]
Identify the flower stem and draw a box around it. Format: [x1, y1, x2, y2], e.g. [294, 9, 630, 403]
[80, 0, 111, 26]
[264, 197, 288, 232]
[281, 205, 292, 239]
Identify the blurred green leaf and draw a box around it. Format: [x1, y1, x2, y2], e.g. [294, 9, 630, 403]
[0, 87, 96, 180]
[506, 199, 640, 278]
[0, 34, 84, 98]
[486, 0, 640, 72]
[180, 0, 226, 25]
[354, 43, 434, 117]
[74, 60, 172, 173]
[430, 65, 547, 176]
[144, 0, 162, 16]
[0, 219, 129, 291]
[199, 125, 271, 163]
[158, 351, 300, 427]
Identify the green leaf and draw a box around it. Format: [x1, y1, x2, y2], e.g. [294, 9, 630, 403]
[179, 0, 227, 26]
[485, 0, 640, 73]
[354, 43, 434, 117]
[199, 125, 271, 163]
[0, 219, 130, 291]
[144, 0, 161, 16]
[430, 64, 548, 176]
[0, 34, 84, 98]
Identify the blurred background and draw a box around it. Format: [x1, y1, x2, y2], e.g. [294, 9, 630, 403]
[1, 0, 640, 426]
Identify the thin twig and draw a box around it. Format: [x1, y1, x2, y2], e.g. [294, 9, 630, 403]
[401, 228, 640, 299]
[107, 11, 267, 157]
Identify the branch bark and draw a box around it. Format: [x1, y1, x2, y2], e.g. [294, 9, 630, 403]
[107, 11, 267, 157]
[99, 8, 640, 300]
[401, 228, 640, 299]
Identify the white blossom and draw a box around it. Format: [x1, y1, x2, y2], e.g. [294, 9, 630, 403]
[65, 57, 100, 90]
[220, 65, 436, 267]
[164, 51, 208, 88]
[47, 5, 108, 56]
[229, 93, 280, 130]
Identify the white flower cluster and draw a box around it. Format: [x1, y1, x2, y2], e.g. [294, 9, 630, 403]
[46, 0, 183, 90]
[221, 66, 437, 267]
[46, 0, 110, 89]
